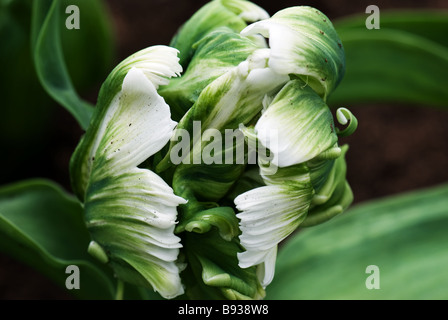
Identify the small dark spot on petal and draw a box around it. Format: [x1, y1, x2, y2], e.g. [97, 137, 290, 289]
[319, 30, 325, 35]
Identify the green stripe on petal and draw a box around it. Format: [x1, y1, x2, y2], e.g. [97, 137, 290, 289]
[241, 6, 345, 99]
[255, 79, 338, 168]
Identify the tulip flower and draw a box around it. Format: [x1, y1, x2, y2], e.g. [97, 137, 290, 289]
[68, 1, 357, 300]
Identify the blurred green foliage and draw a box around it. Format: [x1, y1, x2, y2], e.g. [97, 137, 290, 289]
[0, 0, 114, 185]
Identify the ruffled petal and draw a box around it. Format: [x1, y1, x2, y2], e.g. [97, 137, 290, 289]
[71, 48, 187, 299]
[241, 6, 345, 99]
[235, 184, 313, 287]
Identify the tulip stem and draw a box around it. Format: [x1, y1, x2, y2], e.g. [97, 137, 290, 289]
[115, 279, 125, 300]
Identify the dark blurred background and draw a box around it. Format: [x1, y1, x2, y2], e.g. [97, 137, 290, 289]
[1, 0, 447, 299]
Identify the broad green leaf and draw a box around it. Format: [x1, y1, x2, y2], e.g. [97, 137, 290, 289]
[0, 0, 114, 185]
[58, 0, 114, 95]
[329, 11, 448, 107]
[266, 183, 448, 299]
[0, 179, 115, 299]
[31, 0, 114, 129]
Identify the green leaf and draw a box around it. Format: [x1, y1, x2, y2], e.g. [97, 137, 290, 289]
[266, 183, 448, 299]
[329, 10, 448, 107]
[335, 10, 448, 48]
[1, 0, 114, 184]
[31, 0, 113, 129]
[0, 179, 115, 299]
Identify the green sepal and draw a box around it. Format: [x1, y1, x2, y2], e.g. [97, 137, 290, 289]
[180, 230, 265, 300]
[172, 162, 242, 241]
[302, 144, 353, 227]
[176, 206, 240, 242]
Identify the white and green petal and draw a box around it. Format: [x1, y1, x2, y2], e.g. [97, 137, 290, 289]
[70, 49, 187, 299]
[255, 79, 338, 168]
[241, 6, 345, 99]
[235, 182, 314, 287]
[171, 0, 269, 67]
[234, 147, 352, 288]
[221, 0, 270, 22]
[71, 45, 182, 200]
[107, 45, 183, 91]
